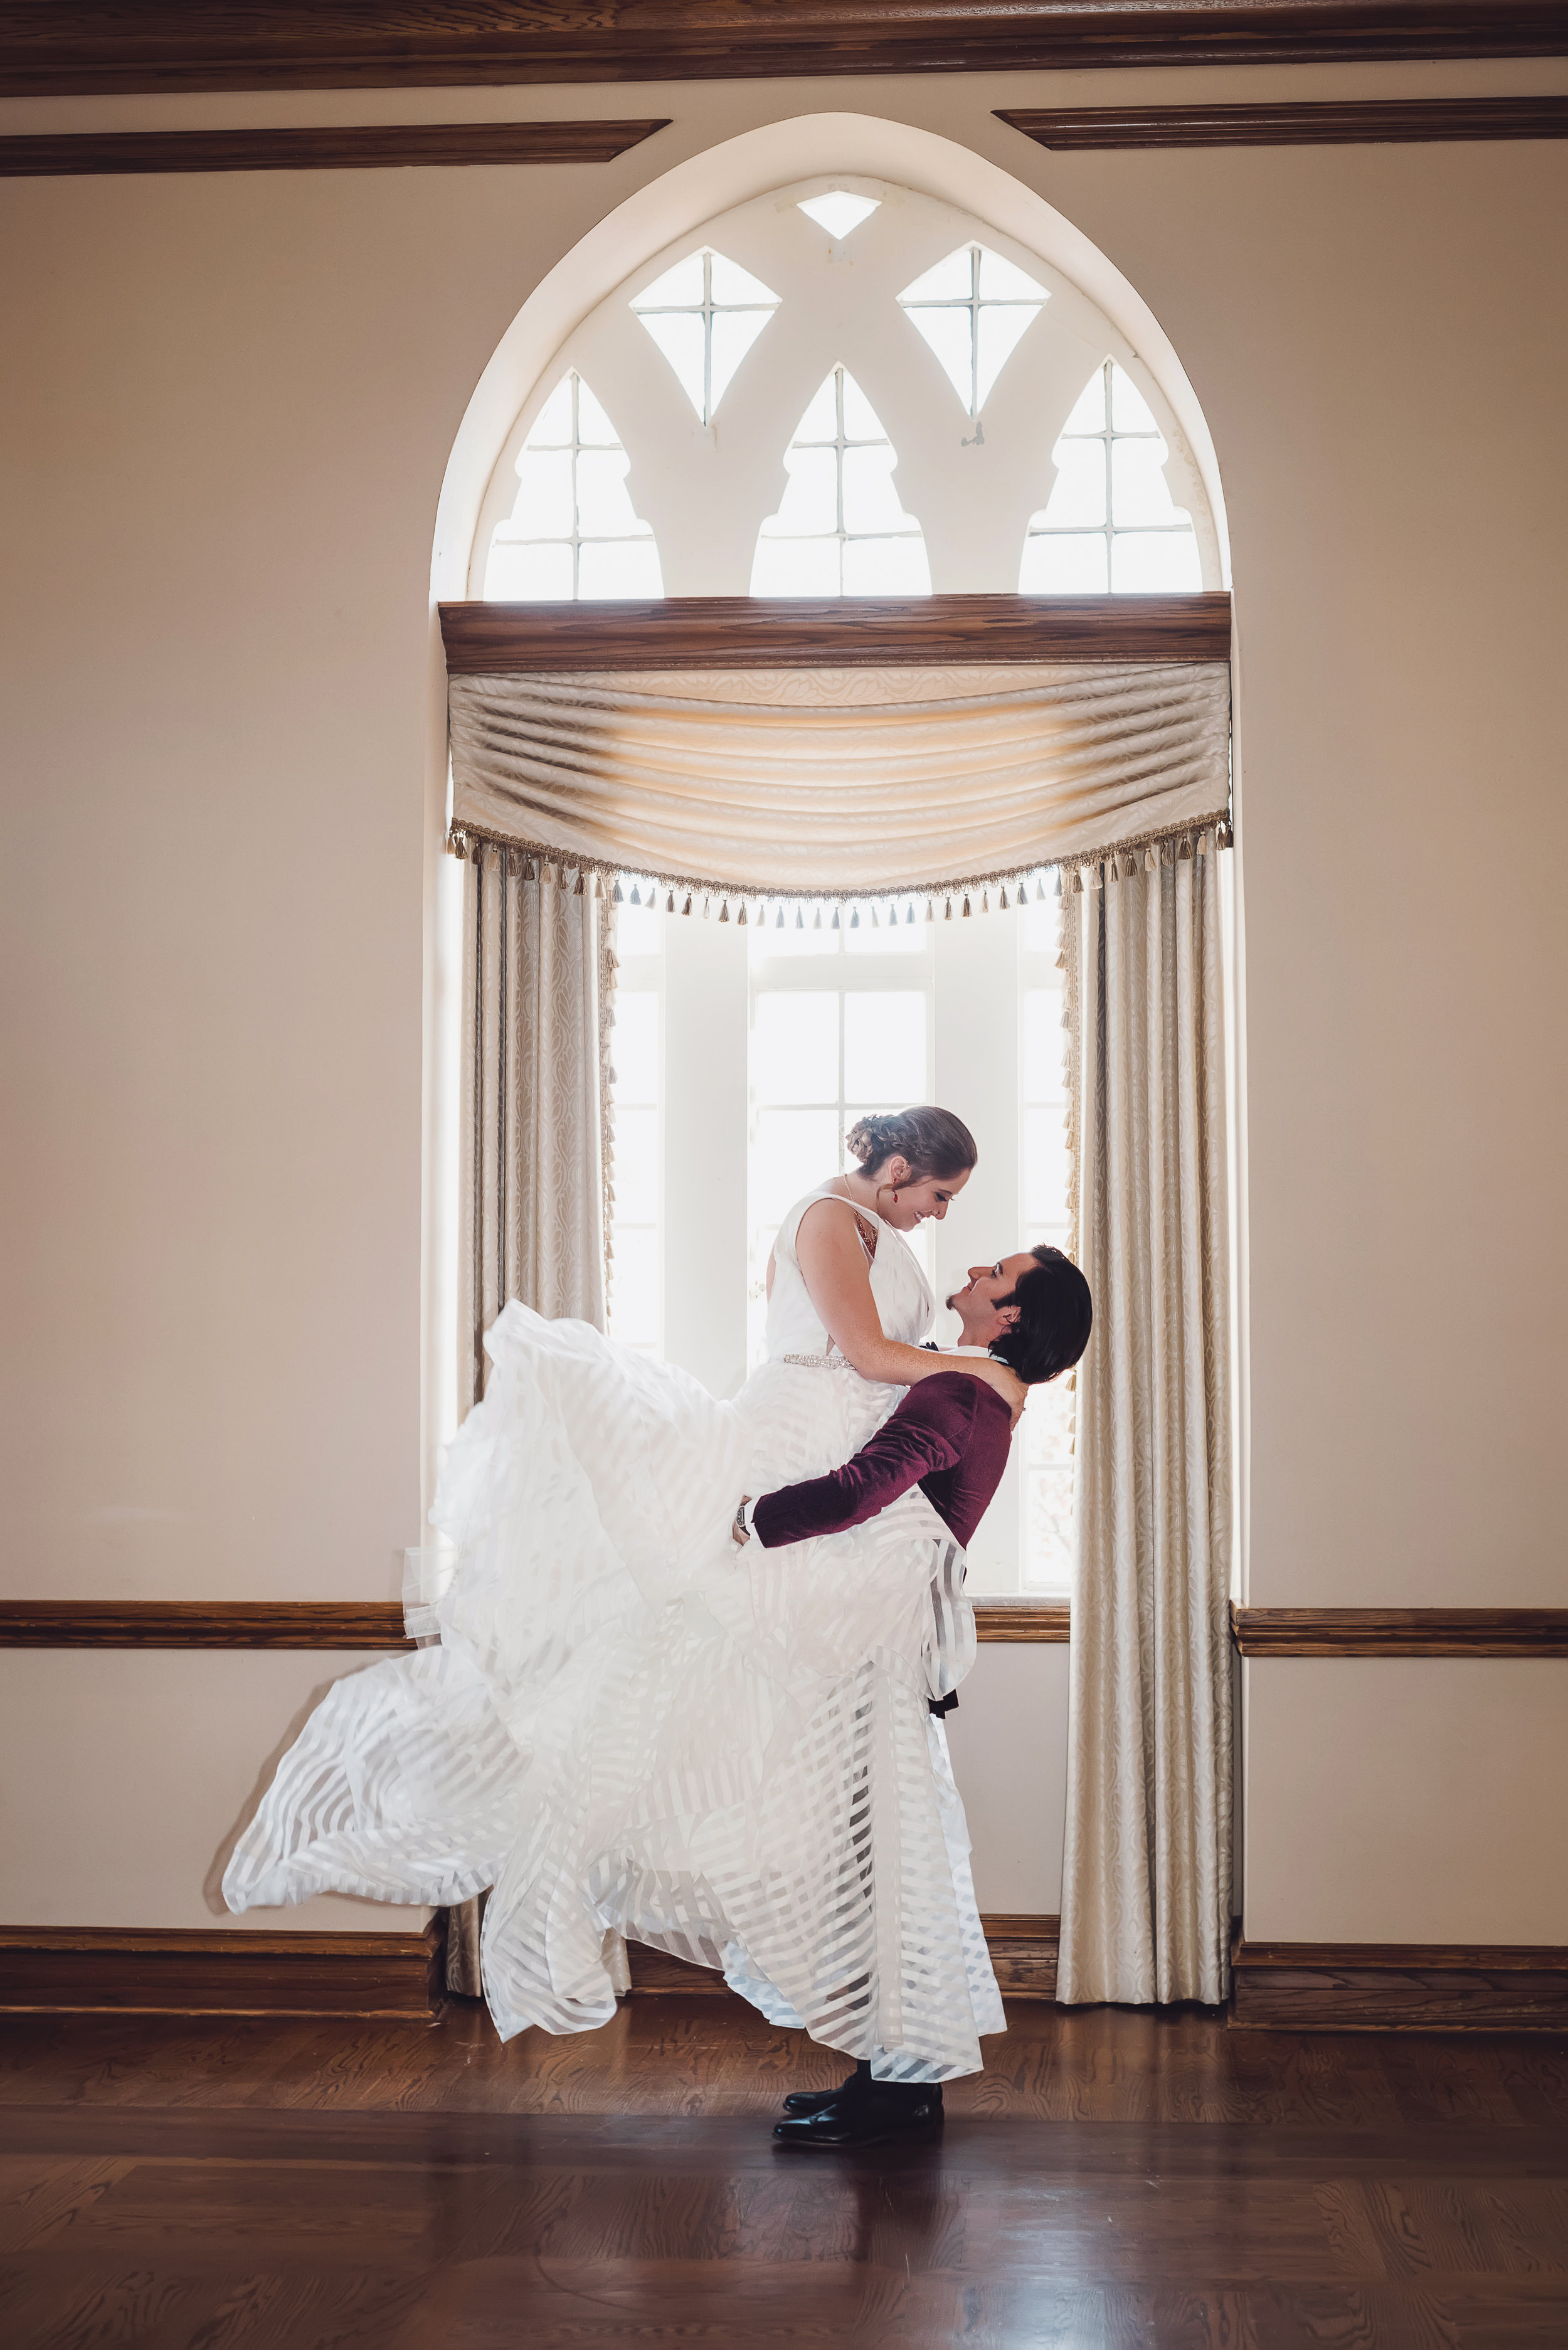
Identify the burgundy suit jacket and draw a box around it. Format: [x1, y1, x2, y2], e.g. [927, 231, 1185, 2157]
[751, 1371, 1012, 1553]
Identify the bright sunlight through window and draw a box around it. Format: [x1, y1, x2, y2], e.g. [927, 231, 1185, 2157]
[483, 372, 662, 601]
[897, 245, 1048, 419]
[1020, 359, 1202, 593]
[797, 190, 882, 239]
[631, 248, 781, 425]
[751, 367, 931, 597]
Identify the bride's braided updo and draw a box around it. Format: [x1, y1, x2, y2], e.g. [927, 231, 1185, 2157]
[845, 1105, 977, 1184]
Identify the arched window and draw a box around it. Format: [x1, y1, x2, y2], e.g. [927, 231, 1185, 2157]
[481, 371, 660, 601]
[470, 178, 1220, 602]
[463, 178, 1224, 1596]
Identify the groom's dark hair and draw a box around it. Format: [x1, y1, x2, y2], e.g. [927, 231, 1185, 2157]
[989, 1247, 1093, 1386]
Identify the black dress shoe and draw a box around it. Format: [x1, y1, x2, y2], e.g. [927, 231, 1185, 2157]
[773, 2088, 943, 2150]
[781, 2074, 863, 2115]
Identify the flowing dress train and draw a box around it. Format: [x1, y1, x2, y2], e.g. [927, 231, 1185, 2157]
[223, 1181, 1004, 2079]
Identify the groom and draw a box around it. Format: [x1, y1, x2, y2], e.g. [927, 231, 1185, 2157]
[731, 1242, 1093, 2149]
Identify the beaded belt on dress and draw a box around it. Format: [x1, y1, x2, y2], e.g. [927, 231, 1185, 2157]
[780, 1351, 858, 1371]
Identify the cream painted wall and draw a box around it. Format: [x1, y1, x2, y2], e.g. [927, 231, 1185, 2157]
[946, 1646, 1070, 1915]
[0, 1652, 426, 1930]
[2, 59, 1564, 1939]
[1245, 1659, 1568, 1943]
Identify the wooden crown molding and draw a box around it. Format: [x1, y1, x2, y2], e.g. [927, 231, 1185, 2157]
[1232, 1605, 1568, 1656]
[0, 1597, 1067, 1646]
[1, 5, 1564, 97]
[1232, 1936, 1568, 2030]
[0, 1922, 444, 2018]
[438, 594, 1233, 672]
[0, 120, 670, 178]
[998, 95, 1568, 148]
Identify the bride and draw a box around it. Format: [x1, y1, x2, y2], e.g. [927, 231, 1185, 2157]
[225, 1105, 1023, 2088]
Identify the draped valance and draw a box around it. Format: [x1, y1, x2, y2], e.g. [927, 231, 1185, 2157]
[447, 659, 1231, 901]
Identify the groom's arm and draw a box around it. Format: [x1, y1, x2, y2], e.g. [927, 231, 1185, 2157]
[747, 1375, 988, 1549]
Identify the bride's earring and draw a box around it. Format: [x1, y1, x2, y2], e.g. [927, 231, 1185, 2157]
[891, 1189, 899, 1206]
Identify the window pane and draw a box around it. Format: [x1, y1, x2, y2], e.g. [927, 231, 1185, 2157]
[529, 375, 575, 443]
[842, 445, 913, 535]
[635, 311, 706, 418]
[1040, 439, 1106, 529]
[1023, 1103, 1071, 1221]
[613, 1104, 660, 1222]
[795, 374, 839, 440]
[1018, 891, 1057, 953]
[574, 380, 622, 446]
[633, 252, 706, 307]
[839, 371, 886, 443]
[754, 991, 839, 1103]
[975, 302, 1041, 408]
[978, 247, 1046, 301]
[845, 903, 926, 954]
[751, 536, 841, 596]
[608, 1225, 660, 1348]
[610, 991, 659, 1105]
[750, 910, 840, 959]
[1062, 366, 1107, 434]
[903, 304, 973, 408]
[578, 537, 664, 598]
[842, 535, 931, 595]
[707, 252, 777, 306]
[1110, 530, 1202, 592]
[1025, 1465, 1074, 1591]
[1019, 533, 1108, 593]
[614, 892, 663, 956]
[1110, 363, 1159, 432]
[510, 447, 576, 538]
[768, 446, 839, 536]
[1111, 437, 1185, 529]
[753, 1108, 842, 1223]
[709, 307, 773, 410]
[575, 448, 644, 537]
[844, 992, 926, 1101]
[484, 539, 573, 600]
[898, 248, 975, 303]
[1022, 986, 1066, 1102]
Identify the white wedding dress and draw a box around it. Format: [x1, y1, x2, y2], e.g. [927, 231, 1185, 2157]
[224, 1181, 1004, 2080]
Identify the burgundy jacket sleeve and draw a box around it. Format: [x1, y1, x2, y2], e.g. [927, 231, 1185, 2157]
[751, 1378, 977, 1548]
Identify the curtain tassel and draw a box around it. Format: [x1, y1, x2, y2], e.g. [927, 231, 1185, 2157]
[813, 905, 823, 930]
[736, 900, 748, 925]
[943, 898, 953, 922]
[719, 900, 729, 922]
[999, 885, 1010, 910]
[832, 906, 840, 930]
[575, 868, 587, 896]
[796, 905, 805, 930]
[961, 894, 972, 918]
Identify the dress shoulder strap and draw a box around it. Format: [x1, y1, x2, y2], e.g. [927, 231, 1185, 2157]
[775, 1183, 881, 1266]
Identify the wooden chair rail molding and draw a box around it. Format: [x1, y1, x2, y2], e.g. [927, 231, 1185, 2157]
[1231, 1605, 1568, 1656]
[0, 1923, 445, 2019]
[0, 1599, 1069, 1646]
[2, 3, 1563, 96]
[0, 121, 672, 178]
[997, 97, 1568, 149]
[1231, 1938, 1568, 2031]
[438, 593, 1232, 672]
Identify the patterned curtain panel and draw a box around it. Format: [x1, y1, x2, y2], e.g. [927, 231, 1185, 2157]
[1057, 830, 1233, 2006]
[446, 843, 619, 1997]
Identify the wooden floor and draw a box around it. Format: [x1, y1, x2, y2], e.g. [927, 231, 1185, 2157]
[3, 1997, 1567, 2347]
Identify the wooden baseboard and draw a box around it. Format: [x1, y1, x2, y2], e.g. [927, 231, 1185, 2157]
[625, 1915, 1059, 2003]
[0, 1923, 445, 2019]
[1231, 1937, 1568, 2031]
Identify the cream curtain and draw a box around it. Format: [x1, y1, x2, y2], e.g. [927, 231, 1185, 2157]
[449, 662, 1231, 897]
[1057, 831, 1233, 2007]
[446, 843, 618, 1996]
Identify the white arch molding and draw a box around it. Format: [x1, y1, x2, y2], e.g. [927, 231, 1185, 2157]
[419, 112, 1241, 1514]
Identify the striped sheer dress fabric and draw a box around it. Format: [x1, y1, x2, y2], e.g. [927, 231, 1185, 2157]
[223, 1185, 1003, 2082]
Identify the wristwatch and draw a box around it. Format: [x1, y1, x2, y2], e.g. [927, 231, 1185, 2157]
[731, 1496, 756, 1546]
